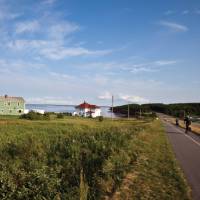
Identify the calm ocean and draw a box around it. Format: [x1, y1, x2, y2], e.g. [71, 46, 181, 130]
[26, 104, 115, 118]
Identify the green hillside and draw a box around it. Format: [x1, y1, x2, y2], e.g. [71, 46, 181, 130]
[113, 103, 200, 118]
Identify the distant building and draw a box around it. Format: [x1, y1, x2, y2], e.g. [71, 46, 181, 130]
[74, 101, 101, 118]
[0, 95, 25, 115]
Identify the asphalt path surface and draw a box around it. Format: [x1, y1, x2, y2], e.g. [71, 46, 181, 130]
[159, 114, 200, 200]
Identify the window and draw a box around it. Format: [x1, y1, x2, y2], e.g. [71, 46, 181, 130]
[8, 102, 11, 106]
[19, 110, 22, 113]
[18, 102, 20, 106]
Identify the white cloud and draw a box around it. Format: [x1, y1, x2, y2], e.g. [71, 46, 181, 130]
[0, 4, 22, 21]
[158, 20, 188, 32]
[194, 10, 200, 15]
[15, 20, 40, 34]
[49, 72, 75, 80]
[48, 21, 80, 40]
[40, 46, 113, 60]
[130, 67, 155, 73]
[74, 41, 87, 46]
[154, 60, 177, 66]
[98, 92, 112, 100]
[89, 75, 108, 86]
[67, 59, 178, 74]
[7, 39, 49, 50]
[1, 2, 115, 61]
[182, 10, 189, 15]
[42, 0, 57, 5]
[26, 96, 73, 105]
[123, 60, 178, 73]
[118, 94, 149, 104]
[7, 38, 113, 59]
[0, 67, 11, 74]
[0, 12, 21, 20]
[0, 59, 45, 71]
[98, 92, 149, 104]
[164, 10, 175, 15]
[72, 61, 117, 70]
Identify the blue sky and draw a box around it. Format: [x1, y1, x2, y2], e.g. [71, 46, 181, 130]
[0, 0, 200, 105]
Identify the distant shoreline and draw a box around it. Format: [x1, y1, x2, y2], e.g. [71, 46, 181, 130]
[25, 104, 113, 117]
[26, 103, 110, 108]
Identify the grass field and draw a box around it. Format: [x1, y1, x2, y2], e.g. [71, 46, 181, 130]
[0, 116, 191, 199]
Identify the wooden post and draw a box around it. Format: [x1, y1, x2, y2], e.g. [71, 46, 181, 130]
[128, 102, 130, 119]
[111, 95, 114, 120]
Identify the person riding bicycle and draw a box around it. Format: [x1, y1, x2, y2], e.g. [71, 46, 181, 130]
[175, 118, 179, 126]
[184, 116, 191, 133]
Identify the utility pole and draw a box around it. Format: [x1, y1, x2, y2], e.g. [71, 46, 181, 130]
[128, 102, 130, 119]
[111, 95, 114, 120]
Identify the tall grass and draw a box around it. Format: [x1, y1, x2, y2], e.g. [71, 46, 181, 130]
[0, 117, 191, 199]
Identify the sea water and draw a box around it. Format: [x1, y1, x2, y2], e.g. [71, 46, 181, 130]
[26, 104, 115, 118]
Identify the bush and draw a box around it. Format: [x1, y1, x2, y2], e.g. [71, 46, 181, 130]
[63, 112, 72, 116]
[43, 113, 50, 120]
[20, 111, 50, 120]
[57, 113, 64, 119]
[98, 116, 104, 122]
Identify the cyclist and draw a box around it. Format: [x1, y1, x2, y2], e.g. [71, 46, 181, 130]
[175, 118, 179, 126]
[184, 116, 191, 133]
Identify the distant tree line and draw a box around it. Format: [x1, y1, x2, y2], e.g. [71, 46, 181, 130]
[113, 103, 200, 117]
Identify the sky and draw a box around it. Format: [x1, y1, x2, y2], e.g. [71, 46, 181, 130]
[0, 0, 200, 105]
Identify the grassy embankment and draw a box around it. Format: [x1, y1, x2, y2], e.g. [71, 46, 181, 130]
[0, 115, 191, 199]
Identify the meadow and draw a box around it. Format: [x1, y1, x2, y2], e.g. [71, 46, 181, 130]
[0, 115, 191, 200]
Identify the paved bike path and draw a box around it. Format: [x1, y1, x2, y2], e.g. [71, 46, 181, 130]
[159, 115, 200, 200]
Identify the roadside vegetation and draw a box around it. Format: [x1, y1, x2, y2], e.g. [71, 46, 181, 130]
[0, 116, 191, 199]
[20, 111, 50, 120]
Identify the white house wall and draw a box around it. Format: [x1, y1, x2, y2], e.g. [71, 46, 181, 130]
[92, 108, 101, 118]
[75, 108, 101, 118]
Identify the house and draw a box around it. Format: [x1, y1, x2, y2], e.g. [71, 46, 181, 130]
[74, 101, 101, 118]
[0, 95, 25, 115]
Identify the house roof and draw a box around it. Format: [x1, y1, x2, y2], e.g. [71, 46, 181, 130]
[0, 95, 25, 102]
[76, 101, 100, 109]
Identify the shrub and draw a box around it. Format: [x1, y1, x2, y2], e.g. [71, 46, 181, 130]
[57, 113, 64, 119]
[63, 112, 72, 116]
[43, 113, 50, 120]
[20, 111, 43, 120]
[98, 116, 104, 122]
[20, 111, 50, 120]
